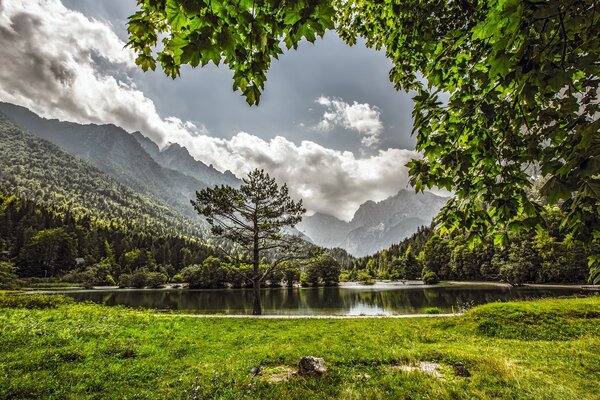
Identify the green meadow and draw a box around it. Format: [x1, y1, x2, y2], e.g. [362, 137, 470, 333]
[1, 295, 599, 399]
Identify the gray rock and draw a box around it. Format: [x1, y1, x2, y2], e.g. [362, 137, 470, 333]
[298, 356, 327, 376]
[453, 362, 471, 377]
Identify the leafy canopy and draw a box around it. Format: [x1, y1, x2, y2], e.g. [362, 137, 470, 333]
[128, 0, 334, 105]
[129, 0, 599, 277]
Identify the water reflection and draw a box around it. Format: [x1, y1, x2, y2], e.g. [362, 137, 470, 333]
[59, 285, 597, 315]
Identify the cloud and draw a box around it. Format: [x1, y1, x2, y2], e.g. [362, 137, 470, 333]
[0, 0, 208, 146]
[0, 0, 421, 221]
[315, 96, 383, 147]
[180, 133, 420, 221]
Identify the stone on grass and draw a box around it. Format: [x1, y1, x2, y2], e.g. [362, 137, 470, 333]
[394, 361, 444, 379]
[453, 362, 471, 377]
[298, 356, 327, 376]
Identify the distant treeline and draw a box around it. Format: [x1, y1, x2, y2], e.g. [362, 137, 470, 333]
[0, 192, 342, 289]
[350, 206, 596, 285]
[0, 192, 213, 278]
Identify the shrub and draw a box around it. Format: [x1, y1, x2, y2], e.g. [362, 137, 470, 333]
[171, 274, 184, 284]
[130, 269, 149, 288]
[146, 272, 167, 288]
[339, 271, 351, 282]
[118, 274, 133, 288]
[357, 271, 374, 285]
[422, 270, 439, 285]
[423, 307, 442, 314]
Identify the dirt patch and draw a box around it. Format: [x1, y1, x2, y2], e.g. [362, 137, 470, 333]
[392, 361, 444, 379]
[261, 365, 297, 383]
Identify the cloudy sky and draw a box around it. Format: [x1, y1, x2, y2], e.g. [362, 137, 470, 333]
[0, 0, 422, 221]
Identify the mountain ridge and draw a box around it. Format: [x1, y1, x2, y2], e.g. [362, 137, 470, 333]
[298, 189, 448, 256]
[0, 102, 239, 221]
[0, 110, 202, 237]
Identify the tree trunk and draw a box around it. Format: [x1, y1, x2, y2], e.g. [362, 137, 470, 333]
[252, 278, 262, 315]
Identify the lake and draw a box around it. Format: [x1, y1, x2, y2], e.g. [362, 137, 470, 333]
[55, 283, 598, 315]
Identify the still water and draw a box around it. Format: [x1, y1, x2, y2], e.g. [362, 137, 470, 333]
[58, 283, 597, 315]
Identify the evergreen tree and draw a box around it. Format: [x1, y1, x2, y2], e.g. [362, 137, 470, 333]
[191, 169, 309, 315]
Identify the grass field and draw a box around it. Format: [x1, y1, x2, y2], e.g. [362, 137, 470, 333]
[1, 294, 599, 399]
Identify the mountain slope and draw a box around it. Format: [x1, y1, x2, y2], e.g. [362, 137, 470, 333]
[297, 212, 353, 248]
[0, 111, 202, 237]
[297, 190, 448, 256]
[0, 103, 237, 219]
[133, 132, 240, 188]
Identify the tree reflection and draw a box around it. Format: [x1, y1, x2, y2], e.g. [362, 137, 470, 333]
[63, 286, 594, 315]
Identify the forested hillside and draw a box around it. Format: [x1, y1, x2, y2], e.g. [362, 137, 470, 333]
[351, 206, 597, 285]
[0, 112, 203, 237]
[0, 102, 237, 220]
[0, 192, 214, 279]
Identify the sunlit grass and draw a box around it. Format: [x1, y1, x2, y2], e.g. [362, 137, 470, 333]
[0, 295, 598, 399]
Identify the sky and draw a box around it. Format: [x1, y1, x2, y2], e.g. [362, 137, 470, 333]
[0, 0, 423, 221]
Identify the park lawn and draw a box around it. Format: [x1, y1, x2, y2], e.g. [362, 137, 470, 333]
[0, 295, 599, 399]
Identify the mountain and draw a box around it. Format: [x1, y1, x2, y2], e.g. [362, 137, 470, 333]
[297, 212, 354, 248]
[297, 190, 448, 256]
[0, 102, 239, 220]
[0, 111, 202, 237]
[132, 132, 240, 188]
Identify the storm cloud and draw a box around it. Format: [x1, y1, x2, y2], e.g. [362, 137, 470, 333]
[0, 0, 422, 220]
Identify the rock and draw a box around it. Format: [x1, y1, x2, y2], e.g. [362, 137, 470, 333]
[250, 366, 261, 376]
[453, 362, 471, 377]
[297, 356, 327, 376]
[394, 362, 444, 379]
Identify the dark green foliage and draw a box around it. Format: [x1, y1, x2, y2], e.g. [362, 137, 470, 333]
[18, 228, 77, 276]
[356, 206, 595, 284]
[0, 192, 214, 281]
[145, 272, 168, 288]
[0, 294, 74, 309]
[0, 261, 21, 289]
[302, 253, 342, 287]
[422, 271, 439, 285]
[127, 0, 334, 105]
[281, 263, 301, 288]
[180, 257, 230, 289]
[0, 112, 221, 284]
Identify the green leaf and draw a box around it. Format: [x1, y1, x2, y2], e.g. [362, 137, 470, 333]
[165, 0, 188, 31]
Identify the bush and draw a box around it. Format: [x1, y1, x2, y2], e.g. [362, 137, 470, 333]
[130, 269, 149, 288]
[0, 294, 74, 309]
[422, 270, 439, 285]
[171, 274, 184, 284]
[358, 271, 374, 285]
[299, 272, 311, 287]
[145, 272, 167, 288]
[118, 274, 132, 288]
[339, 271, 351, 282]
[180, 259, 228, 289]
[423, 307, 442, 314]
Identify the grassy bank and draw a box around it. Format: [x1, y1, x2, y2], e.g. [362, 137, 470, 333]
[0, 295, 598, 399]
